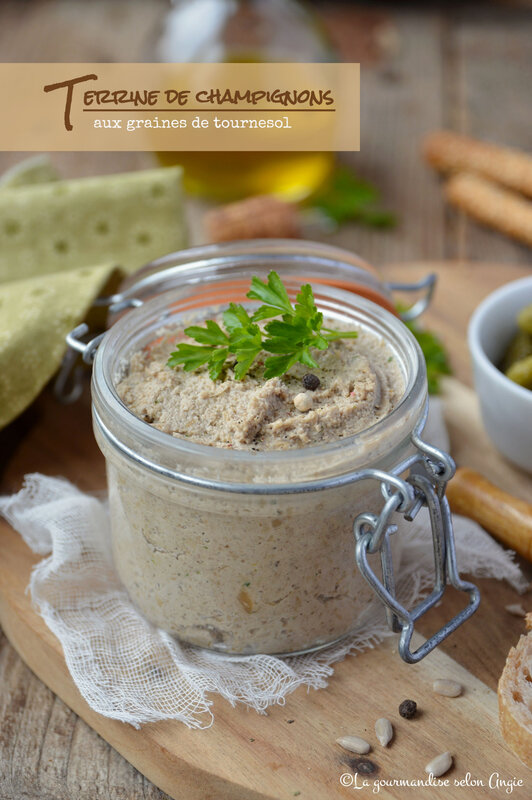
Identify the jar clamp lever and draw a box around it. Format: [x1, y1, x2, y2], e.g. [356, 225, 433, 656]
[386, 273, 437, 323]
[354, 409, 480, 664]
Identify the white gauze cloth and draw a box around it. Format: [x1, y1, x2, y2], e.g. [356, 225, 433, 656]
[0, 400, 526, 729]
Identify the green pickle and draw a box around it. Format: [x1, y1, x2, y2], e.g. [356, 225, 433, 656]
[506, 355, 532, 389]
[501, 330, 532, 373]
[517, 303, 532, 335]
[500, 302, 532, 389]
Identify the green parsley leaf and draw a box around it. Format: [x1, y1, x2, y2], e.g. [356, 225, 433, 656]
[404, 318, 452, 394]
[248, 273, 293, 315]
[167, 272, 358, 381]
[294, 283, 320, 321]
[311, 165, 397, 228]
[183, 320, 229, 346]
[208, 347, 230, 381]
[223, 303, 254, 333]
[357, 208, 397, 228]
[321, 327, 359, 342]
[167, 343, 215, 371]
[263, 353, 300, 379]
[250, 304, 284, 322]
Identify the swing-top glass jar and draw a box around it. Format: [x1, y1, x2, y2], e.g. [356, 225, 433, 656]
[66, 240, 479, 661]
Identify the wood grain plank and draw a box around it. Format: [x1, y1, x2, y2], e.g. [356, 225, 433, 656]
[10, 676, 55, 797]
[0, 0, 165, 63]
[0, 635, 32, 797]
[445, 6, 532, 264]
[67, 718, 116, 800]
[0, 625, 172, 800]
[38, 696, 77, 800]
[0, 0, 161, 180]
[325, 7, 447, 265]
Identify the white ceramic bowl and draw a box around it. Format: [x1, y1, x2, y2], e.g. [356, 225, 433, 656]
[468, 275, 532, 473]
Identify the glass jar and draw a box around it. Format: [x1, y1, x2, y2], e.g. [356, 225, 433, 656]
[67, 241, 479, 661]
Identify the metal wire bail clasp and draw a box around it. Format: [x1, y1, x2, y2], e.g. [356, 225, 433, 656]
[55, 294, 143, 402]
[354, 426, 480, 664]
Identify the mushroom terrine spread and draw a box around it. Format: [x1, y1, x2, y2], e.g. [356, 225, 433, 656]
[106, 315, 407, 654]
[116, 322, 404, 450]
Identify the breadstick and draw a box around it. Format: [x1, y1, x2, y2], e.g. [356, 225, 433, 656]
[445, 172, 532, 247]
[447, 467, 532, 562]
[423, 130, 532, 198]
[205, 195, 301, 243]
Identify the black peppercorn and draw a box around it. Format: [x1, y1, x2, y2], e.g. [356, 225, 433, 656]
[398, 699, 417, 719]
[302, 373, 320, 391]
[351, 758, 377, 774]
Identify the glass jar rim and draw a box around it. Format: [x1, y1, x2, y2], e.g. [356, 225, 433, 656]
[117, 239, 396, 316]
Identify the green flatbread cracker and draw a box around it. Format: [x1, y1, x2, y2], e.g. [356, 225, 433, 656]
[0, 167, 186, 284]
[0, 263, 119, 429]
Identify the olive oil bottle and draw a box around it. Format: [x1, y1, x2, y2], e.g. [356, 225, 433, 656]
[154, 0, 335, 201]
[156, 150, 333, 202]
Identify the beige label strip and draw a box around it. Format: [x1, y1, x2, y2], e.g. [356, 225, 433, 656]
[0, 63, 360, 152]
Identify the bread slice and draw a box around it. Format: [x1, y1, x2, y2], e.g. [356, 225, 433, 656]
[498, 612, 532, 768]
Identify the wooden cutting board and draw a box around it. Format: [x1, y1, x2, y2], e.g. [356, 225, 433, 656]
[1, 260, 531, 799]
[0, 514, 530, 800]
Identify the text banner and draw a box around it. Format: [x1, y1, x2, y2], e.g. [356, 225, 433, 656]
[0, 63, 360, 151]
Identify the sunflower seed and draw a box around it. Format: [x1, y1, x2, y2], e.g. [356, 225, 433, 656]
[336, 735, 371, 754]
[424, 751, 453, 777]
[433, 679, 462, 697]
[375, 718, 393, 747]
[505, 603, 527, 617]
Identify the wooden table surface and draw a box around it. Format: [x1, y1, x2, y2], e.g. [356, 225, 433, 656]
[1, 2, 532, 799]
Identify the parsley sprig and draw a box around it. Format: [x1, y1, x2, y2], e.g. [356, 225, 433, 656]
[167, 272, 358, 381]
[311, 166, 396, 228]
